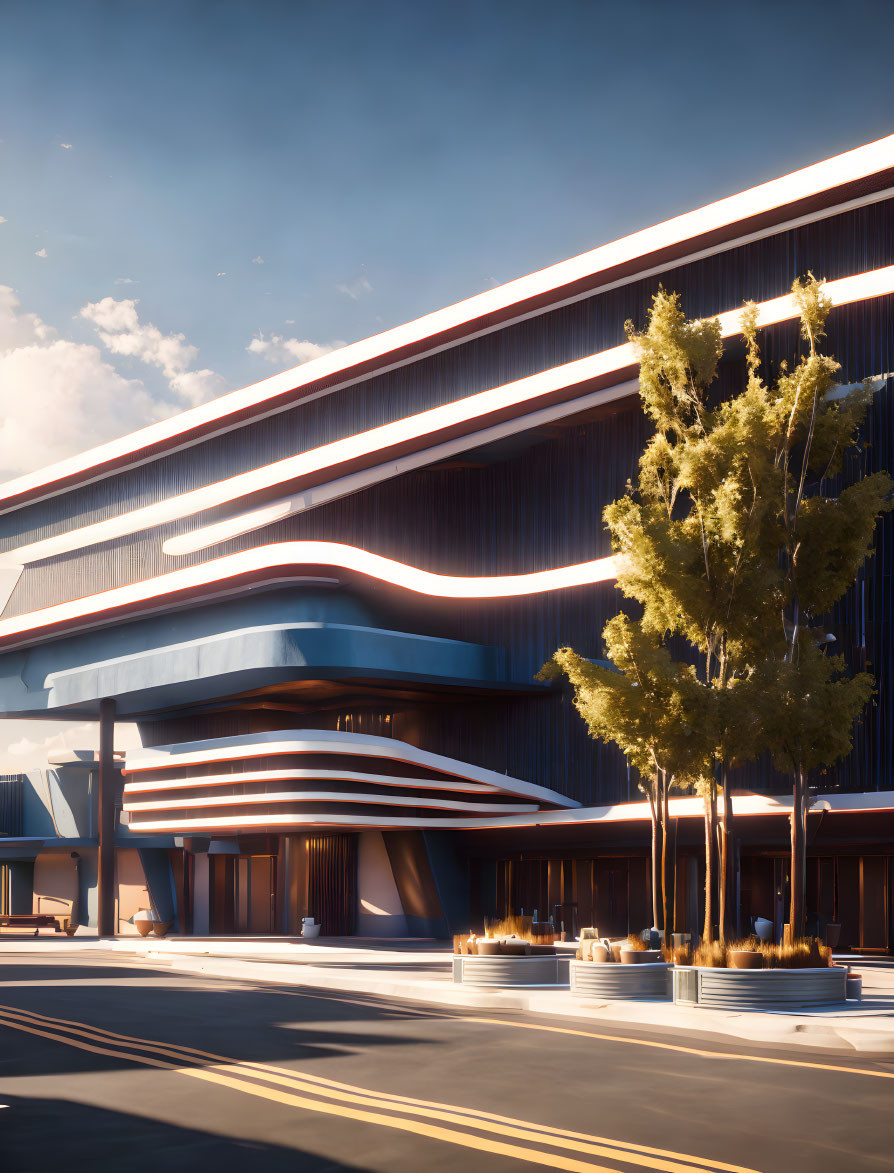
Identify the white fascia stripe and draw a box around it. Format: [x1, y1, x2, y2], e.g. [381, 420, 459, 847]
[124, 729, 578, 809]
[123, 788, 894, 833]
[122, 768, 500, 796]
[0, 539, 621, 654]
[6, 263, 894, 570]
[2, 344, 638, 565]
[162, 380, 643, 557]
[123, 812, 517, 831]
[3, 135, 894, 510]
[123, 791, 539, 814]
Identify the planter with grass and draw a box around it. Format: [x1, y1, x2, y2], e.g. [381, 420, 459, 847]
[570, 959, 671, 999]
[453, 929, 568, 986]
[453, 951, 568, 987]
[672, 937, 846, 1007]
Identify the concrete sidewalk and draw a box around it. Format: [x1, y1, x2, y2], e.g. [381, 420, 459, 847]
[4, 933, 894, 1056]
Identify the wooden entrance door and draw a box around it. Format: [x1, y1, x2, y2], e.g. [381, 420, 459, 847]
[235, 855, 276, 935]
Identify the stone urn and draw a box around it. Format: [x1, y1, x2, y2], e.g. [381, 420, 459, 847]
[728, 949, 763, 970]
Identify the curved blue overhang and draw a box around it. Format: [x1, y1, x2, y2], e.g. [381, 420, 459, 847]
[0, 587, 537, 718]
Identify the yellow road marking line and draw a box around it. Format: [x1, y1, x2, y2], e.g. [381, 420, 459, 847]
[454, 1017, 894, 1080]
[205, 975, 894, 1083]
[0, 1004, 753, 1173]
[0, 1014, 676, 1173]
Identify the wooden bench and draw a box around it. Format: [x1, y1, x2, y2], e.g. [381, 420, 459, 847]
[0, 914, 76, 937]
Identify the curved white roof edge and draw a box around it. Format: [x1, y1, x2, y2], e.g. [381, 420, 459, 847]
[0, 540, 621, 652]
[2, 133, 893, 509]
[122, 767, 500, 795]
[124, 728, 579, 809]
[5, 262, 893, 571]
[126, 788, 894, 833]
[123, 791, 539, 815]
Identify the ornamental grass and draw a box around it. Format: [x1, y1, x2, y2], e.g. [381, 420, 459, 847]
[664, 936, 832, 968]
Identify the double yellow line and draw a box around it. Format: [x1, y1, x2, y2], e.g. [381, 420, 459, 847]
[0, 1001, 755, 1173]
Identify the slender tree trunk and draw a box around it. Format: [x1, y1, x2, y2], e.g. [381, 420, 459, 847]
[661, 776, 670, 948]
[648, 789, 659, 931]
[719, 765, 735, 943]
[703, 789, 714, 943]
[718, 767, 727, 945]
[789, 765, 808, 940]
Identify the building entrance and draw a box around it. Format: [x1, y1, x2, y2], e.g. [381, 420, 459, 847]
[209, 849, 278, 935]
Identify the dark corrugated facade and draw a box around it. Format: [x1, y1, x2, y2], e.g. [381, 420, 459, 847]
[0, 198, 892, 810]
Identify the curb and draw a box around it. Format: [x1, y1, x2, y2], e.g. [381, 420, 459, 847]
[139, 950, 894, 1056]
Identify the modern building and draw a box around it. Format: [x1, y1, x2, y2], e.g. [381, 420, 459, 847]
[1, 135, 893, 949]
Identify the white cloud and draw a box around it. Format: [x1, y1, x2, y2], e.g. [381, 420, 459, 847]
[0, 216, 7, 225]
[247, 332, 342, 367]
[0, 285, 55, 349]
[0, 286, 226, 478]
[34, 247, 47, 258]
[80, 295, 225, 405]
[251, 255, 264, 265]
[169, 367, 228, 405]
[217, 272, 227, 277]
[59, 143, 73, 150]
[336, 276, 373, 300]
[114, 276, 137, 285]
[0, 336, 158, 477]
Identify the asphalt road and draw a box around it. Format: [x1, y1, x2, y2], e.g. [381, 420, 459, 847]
[0, 951, 892, 1173]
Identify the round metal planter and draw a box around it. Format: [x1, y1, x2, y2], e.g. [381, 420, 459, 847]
[675, 966, 847, 1008]
[570, 960, 671, 1000]
[453, 954, 566, 987]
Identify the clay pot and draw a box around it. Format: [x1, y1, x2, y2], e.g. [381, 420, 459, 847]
[151, 921, 172, 938]
[728, 949, 763, 970]
[476, 939, 502, 955]
[610, 942, 625, 963]
[501, 942, 530, 956]
[591, 943, 610, 963]
[135, 920, 153, 937]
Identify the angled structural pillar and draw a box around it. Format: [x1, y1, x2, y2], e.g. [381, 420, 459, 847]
[97, 697, 116, 938]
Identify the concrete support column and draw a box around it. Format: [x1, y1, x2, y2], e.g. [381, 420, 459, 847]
[192, 852, 210, 936]
[97, 698, 116, 938]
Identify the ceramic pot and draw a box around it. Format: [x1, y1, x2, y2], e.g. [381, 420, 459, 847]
[728, 949, 763, 970]
[135, 920, 153, 937]
[620, 948, 660, 964]
[477, 939, 502, 955]
[502, 942, 530, 956]
[591, 943, 610, 963]
[610, 942, 625, 963]
[753, 917, 774, 943]
[152, 921, 172, 938]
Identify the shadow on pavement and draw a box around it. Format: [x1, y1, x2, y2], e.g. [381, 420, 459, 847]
[0, 962, 446, 1078]
[0, 1093, 371, 1173]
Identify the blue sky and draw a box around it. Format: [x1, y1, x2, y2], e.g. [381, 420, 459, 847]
[2, 0, 894, 474]
[0, 0, 892, 758]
